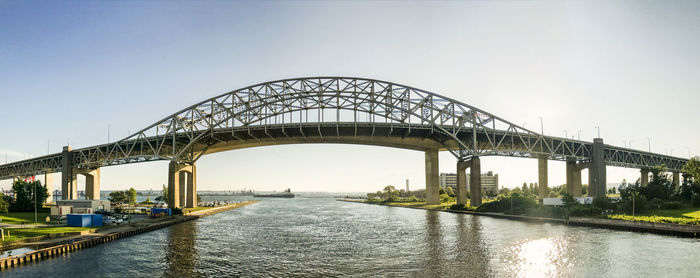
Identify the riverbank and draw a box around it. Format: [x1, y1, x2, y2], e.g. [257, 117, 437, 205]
[0, 200, 259, 270]
[339, 199, 700, 238]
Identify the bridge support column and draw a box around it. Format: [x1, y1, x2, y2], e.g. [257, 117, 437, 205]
[566, 159, 586, 197]
[44, 173, 53, 203]
[641, 169, 649, 187]
[456, 160, 469, 206]
[672, 171, 680, 191]
[425, 149, 440, 205]
[470, 157, 482, 207]
[61, 146, 76, 200]
[590, 138, 606, 198]
[84, 169, 100, 200]
[168, 161, 197, 209]
[179, 171, 187, 208]
[566, 159, 575, 196]
[538, 157, 548, 199]
[186, 164, 197, 208]
[168, 161, 181, 209]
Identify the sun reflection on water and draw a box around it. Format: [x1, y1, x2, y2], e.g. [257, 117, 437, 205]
[505, 236, 574, 278]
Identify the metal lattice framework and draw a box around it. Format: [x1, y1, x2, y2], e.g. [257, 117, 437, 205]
[0, 77, 689, 179]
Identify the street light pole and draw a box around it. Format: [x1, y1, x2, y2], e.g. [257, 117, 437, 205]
[646, 137, 651, 152]
[595, 126, 600, 138]
[577, 130, 581, 140]
[34, 180, 37, 224]
[538, 117, 543, 134]
[564, 130, 567, 138]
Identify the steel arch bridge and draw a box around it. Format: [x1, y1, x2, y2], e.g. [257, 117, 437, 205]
[0, 77, 689, 180]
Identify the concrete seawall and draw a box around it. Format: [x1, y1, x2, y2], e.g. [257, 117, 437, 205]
[339, 199, 700, 238]
[0, 200, 259, 271]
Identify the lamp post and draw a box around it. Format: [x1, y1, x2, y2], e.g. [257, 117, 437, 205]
[621, 140, 627, 148]
[577, 130, 581, 140]
[595, 126, 600, 138]
[564, 130, 567, 138]
[538, 117, 543, 134]
[646, 137, 651, 152]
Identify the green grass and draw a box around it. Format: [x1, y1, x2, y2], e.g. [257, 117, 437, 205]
[1, 226, 94, 243]
[0, 212, 51, 225]
[637, 208, 700, 219]
[605, 208, 700, 225]
[606, 214, 700, 225]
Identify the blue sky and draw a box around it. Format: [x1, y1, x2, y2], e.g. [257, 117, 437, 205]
[1, 0, 699, 192]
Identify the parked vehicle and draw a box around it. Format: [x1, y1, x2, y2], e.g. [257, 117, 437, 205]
[103, 216, 123, 225]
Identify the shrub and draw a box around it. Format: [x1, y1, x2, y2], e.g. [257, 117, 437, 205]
[663, 201, 681, 209]
[449, 204, 475, 211]
[650, 198, 664, 210]
[592, 197, 614, 210]
[440, 194, 453, 204]
[475, 200, 504, 212]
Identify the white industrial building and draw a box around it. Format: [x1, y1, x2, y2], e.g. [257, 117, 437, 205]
[439, 171, 499, 196]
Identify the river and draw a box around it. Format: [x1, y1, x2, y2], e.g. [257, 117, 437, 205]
[2, 196, 699, 277]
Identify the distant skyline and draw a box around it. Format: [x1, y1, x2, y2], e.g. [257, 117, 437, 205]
[1, 1, 699, 192]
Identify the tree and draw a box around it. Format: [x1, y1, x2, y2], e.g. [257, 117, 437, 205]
[445, 186, 455, 197]
[381, 185, 400, 202]
[560, 193, 578, 209]
[682, 157, 700, 182]
[155, 184, 169, 203]
[144, 197, 152, 204]
[128, 188, 137, 204]
[108, 191, 128, 203]
[0, 199, 8, 213]
[641, 165, 673, 201]
[9, 180, 49, 212]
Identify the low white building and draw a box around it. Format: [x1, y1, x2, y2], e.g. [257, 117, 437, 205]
[51, 200, 111, 216]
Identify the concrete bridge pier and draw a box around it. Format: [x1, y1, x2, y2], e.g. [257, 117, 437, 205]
[61, 146, 76, 200]
[456, 160, 469, 205]
[672, 171, 680, 190]
[641, 169, 649, 187]
[425, 149, 440, 205]
[168, 161, 197, 209]
[538, 157, 548, 199]
[566, 159, 587, 197]
[589, 138, 607, 198]
[74, 168, 100, 200]
[44, 172, 53, 203]
[469, 157, 482, 207]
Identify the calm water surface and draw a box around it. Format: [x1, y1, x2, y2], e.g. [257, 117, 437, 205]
[2, 196, 699, 277]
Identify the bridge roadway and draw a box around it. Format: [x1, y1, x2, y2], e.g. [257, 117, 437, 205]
[0, 77, 690, 208]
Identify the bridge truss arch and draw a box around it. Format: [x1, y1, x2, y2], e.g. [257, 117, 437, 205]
[0, 77, 689, 180]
